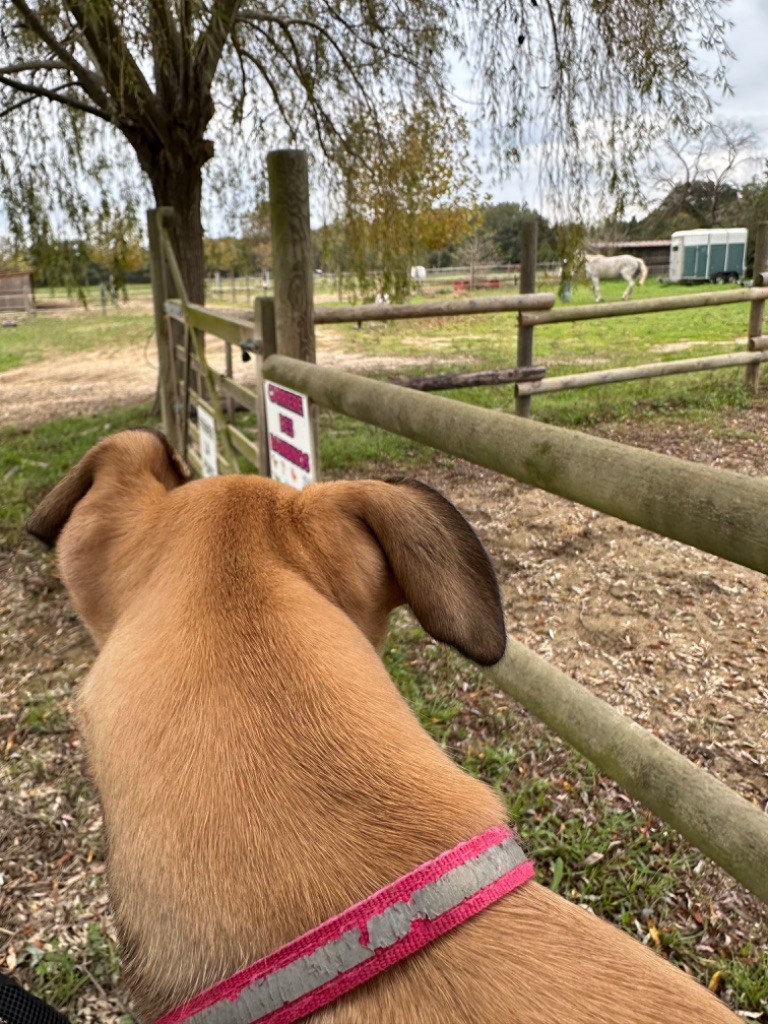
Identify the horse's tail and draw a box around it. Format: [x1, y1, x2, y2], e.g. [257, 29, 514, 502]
[637, 258, 648, 286]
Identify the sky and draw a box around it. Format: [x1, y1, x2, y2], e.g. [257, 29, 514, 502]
[718, 0, 768, 136]
[480, 0, 768, 215]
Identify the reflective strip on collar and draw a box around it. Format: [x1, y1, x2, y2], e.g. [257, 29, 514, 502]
[156, 826, 533, 1024]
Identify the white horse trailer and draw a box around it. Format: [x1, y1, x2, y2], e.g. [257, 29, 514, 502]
[668, 228, 747, 284]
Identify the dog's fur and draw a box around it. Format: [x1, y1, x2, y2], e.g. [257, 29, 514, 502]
[28, 429, 738, 1023]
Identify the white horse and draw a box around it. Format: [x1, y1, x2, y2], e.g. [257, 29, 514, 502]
[581, 253, 648, 302]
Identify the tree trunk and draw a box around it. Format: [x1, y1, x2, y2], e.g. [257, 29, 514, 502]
[149, 153, 208, 304]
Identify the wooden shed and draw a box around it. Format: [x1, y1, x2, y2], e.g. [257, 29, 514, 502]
[0, 269, 35, 313]
[589, 240, 671, 278]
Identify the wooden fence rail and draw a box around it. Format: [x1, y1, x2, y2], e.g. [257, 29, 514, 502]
[261, 354, 768, 577]
[518, 285, 768, 327]
[313, 292, 554, 323]
[490, 640, 768, 905]
[517, 349, 768, 396]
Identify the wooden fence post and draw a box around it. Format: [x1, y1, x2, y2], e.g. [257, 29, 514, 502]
[267, 150, 316, 364]
[147, 208, 182, 452]
[267, 149, 319, 474]
[746, 221, 768, 393]
[516, 219, 538, 418]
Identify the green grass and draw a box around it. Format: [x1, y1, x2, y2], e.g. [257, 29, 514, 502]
[330, 278, 752, 356]
[720, 950, 768, 1009]
[25, 923, 121, 1009]
[0, 404, 156, 541]
[20, 692, 70, 733]
[319, 410, 433, 474]
[317, 277, 761, 428]
[0, 303, 154, 373]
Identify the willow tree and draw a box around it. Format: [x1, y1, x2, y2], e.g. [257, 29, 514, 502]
[333, 108, 483, 300]
[0, 0, 733, 302]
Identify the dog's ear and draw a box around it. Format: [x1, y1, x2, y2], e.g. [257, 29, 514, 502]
[26, 428, 189, 548]
[351, 479, 506, 666]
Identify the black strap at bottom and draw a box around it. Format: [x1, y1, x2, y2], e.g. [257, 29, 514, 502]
[0, 973, 70, 1024]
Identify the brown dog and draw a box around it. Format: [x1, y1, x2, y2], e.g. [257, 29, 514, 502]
[28, 429, 738, 1023]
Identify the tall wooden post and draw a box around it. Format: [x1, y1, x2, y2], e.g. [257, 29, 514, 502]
[267, 150, 316, 364]
[746, 221, 768, 393]
[515, 218, 538, 418]
[267, 149, 319, 472]
[147, 208, 182, 451]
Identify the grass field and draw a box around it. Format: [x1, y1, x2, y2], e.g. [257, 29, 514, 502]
[4, 276, 760, 420]
[0, 304, 155, 374]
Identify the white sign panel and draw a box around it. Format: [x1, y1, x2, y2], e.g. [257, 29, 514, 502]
[264, 382, 316, 490]
[197, 405, 219, 478]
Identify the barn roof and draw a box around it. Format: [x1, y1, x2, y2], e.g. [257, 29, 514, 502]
[590, 239, 670, 249]
[0, 268, 33, 279]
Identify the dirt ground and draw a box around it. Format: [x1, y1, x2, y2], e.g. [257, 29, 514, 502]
[1, 339, 767, 1020]
[0, 329, 448, 429]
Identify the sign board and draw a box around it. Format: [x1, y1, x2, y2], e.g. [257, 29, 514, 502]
[197, 405, 219, 478]
[264, 382, 316, 490]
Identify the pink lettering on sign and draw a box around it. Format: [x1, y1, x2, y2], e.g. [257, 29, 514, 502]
[270, 434, 310, 472]
[268, 384, 304, 415]
[279, 414, 294, 437]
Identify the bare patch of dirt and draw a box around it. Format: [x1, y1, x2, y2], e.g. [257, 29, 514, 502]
[651, 340, 740, 354]
[1, 345, 767, 1021]
[0, 343, 160, 429]
[414, 451, 768, 804]
[0, 333, 460, 430]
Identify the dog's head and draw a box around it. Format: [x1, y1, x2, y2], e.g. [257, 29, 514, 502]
[27, 429, 506, 665]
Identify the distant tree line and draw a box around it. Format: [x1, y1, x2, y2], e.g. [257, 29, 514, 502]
[623, 167, 768, 270]
[3, 163, 767, 296]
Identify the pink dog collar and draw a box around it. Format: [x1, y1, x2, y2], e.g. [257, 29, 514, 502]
[156, 826, 533, 1024]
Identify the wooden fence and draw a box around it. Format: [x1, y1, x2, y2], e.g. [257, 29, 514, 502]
[306, 220, 768, 417]
[147, 150, 768, 905]
[513, 220, 768, 415]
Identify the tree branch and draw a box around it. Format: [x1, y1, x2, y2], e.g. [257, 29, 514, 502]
[236, 7, 425, 75]
[0, 59, 68, 75]
[195, 0, 247, 95]
[8, 0, 111, 110]
[62, 0, 169, 143]
[239, 48, 295, 131]
[146, 0, 183, 103]
[0, 75, 109, 119]
[1, 89, 47, 117]
[242, 16, 379, 144]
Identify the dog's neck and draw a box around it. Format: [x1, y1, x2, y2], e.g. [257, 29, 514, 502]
[155, 827, 533, 1024]
[79, 593, 506, 1023]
